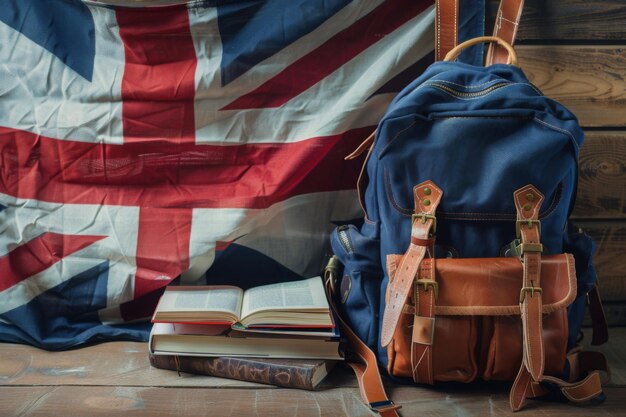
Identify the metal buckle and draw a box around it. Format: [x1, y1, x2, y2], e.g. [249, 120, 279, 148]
[415, 279, 438, 300]
[369, 400, 401, 413]
[323, 255, 341, 297]
[516, 219, 541, 238]
[510, 239, 544, 259]
[412, 213, 437, 233]
[519, 286, 543, 303]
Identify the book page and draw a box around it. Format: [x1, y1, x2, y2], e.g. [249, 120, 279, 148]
[241, 277, 328, 318]
[157, 286, 243, 319]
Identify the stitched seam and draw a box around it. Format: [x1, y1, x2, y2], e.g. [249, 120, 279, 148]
[533, 117, 580, 153]
[391, 182, 563, 221]
[413, 348, 428, 382]
[538, 291, 545, 376]
[426, 78, 505, 89]
[379, 119, 418, 158]
[524, 295, 532, 374]
[453, 0, 457, 50]
[562, 386, 600, 402]
[428, 278, 434, 383]
[436, 0, 440, 60]
[413, 261, 421, 383]
[428, 83, 518, 101]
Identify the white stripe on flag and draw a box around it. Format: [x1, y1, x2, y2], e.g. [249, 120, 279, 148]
[192, 3, 434, 144]
[0, 5, 125, 144]
[0, 193, 139, 314]
[181, 189, 361, 284]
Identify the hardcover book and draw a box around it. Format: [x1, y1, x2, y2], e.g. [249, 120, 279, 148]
[149, 322, 342, 360]
[152, 276, 333, 332]
[149, 353, 337, 390]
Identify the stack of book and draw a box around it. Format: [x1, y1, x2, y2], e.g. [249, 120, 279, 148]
[149, 276, 341, 389]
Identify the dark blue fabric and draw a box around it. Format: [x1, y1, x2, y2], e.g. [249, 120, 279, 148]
[0, 0, 95, 81]
[205, 243, 303, 289]
[458, 0, 486, 65]
[331, 59, 592, 371]
[216, 0, 351, 85]
[0, 262, 150, 350]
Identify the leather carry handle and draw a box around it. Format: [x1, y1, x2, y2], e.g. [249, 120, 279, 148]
[444, 36, 518, 66]
[486, 0, 524, 65]
[436, 0, 524, 64]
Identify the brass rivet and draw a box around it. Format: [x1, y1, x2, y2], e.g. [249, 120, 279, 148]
[523, 203, 531, 211]
[423, 199, 431, 206]
[526, 193, 534, 202]
[423, 187, 432, 196]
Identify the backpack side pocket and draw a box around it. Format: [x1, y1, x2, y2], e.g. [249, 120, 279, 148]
[330, 220, 382, 349]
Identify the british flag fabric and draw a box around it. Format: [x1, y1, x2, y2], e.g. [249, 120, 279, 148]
[0, 0, 484, 349]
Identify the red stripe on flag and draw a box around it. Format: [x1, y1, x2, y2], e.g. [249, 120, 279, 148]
[116, 6, 197, 144]
[133, 207, 192, 297]
[221, 0, 431, 110]
[0, 126, 370, 209]
[0, 233, 106, 292]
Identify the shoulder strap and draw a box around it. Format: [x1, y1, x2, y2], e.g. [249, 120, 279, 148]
[435, 0, 459, 61]
[485, 0, 524, 65]
[436, 0, 524, 64]
[323, 257, 401, 417]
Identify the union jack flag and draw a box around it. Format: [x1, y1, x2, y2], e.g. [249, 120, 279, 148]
[0, 0, 483, 349]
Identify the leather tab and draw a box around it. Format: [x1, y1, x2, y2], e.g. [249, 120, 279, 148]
[486, 0, 524, 65]
[510, 363, 531, 411]
[412, 315, 435, 345]
[435, 0, 459, 61]
[381, 181, 443, 347]
[514, 185, 544, 222]
[542, 373, 604, 403]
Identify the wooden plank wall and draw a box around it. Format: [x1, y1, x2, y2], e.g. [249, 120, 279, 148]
[488, 1, 626, 317]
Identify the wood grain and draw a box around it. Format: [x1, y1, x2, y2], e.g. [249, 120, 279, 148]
[574, 131, 626, 220]
[1, 326, 626, 416]
[0, 341, 356, 389]
[516, 46, 626, 128]
[0, 385, 624, 417]
[488, 0, 626, 41]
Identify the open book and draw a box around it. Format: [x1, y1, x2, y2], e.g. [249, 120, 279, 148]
[152, 276, 333, 330]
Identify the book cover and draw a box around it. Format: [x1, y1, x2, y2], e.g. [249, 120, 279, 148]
[149, 323, 342, 359]
[149, 353, 336, 390]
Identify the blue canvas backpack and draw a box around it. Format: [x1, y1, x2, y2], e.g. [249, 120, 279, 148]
[326, 36, 609, 414]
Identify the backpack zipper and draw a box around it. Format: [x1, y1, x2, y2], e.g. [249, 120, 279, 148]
[427, 81, 510, 99]
[336, 225, 355, 254]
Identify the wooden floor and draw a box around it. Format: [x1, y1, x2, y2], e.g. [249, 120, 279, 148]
[0, 329, 624, 417]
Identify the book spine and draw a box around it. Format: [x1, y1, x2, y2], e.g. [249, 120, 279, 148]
[149, 354, 318, 390]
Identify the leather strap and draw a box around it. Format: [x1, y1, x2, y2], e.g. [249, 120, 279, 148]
[524, 349, 609, 405]
[514, 185, 545, 382]
[412, 259, 436, 384]
[588, 285, 609, 346]
[381, 181, 443, 347]
[509, 184, 545, 411]
[435, 0, 459, 61]
[324, 259, 401, 417]
[486, 0, 524, 65]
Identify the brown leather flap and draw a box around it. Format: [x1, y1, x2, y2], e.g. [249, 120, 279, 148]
[387, 254, 576, 316]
